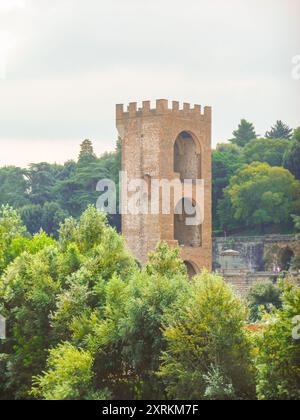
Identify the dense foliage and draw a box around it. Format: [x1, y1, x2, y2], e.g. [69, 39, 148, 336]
[0, 206, 134, 399]
[218, 163, 300, 233]
[265, 120, 293, 140]
[158, 273, 256, 400]
[0, 120, 299, 237]
[212, 144, 244, 230]
[284, 128, 300, 181]
[256, 281, 300, 400]
[243, 138, 290, 167]
[0, 140, 121, 237]
[229, 119, 257, 147]
[0, 206, 300, 400]
[213, 121, 300, 234]
[246, 282, 282, 322]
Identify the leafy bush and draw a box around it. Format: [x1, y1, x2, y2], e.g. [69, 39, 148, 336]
[219, 163, 300, 231]
[1, 204, 299, 400]
[0, 205, 27, 273]
[256, 282, 300, 400]
[32, 343, 110, 400]
[158, 271, 256, 400]
[247, 282, 282, 322]
[243, 138, 290, 167]
[0, 206, 135, 399]
[203, 365, 236, 400]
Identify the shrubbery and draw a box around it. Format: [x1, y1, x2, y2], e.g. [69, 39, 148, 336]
[158, 272, 256, 400]
[255, 282, 300, 400]
[0, 205, 300, 400]
[247, 282, 282, 322]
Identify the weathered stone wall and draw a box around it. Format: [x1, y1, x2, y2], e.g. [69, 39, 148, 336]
[223, 271, 300, 297]
[213, 234, 300, 272]
[117, 99, 212, 272]
[222, 271, 276, 296]
[214, 234, 300, 295]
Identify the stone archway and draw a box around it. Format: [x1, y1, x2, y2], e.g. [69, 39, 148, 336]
[184, 261, 198, 279]
[264, 240, 300, 272]
[279, 247, 295, 271]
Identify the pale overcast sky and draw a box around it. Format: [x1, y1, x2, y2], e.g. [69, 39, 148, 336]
[0, 0, 299, 167]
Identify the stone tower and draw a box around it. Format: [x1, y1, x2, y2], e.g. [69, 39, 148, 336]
[116, 99, 212, 274]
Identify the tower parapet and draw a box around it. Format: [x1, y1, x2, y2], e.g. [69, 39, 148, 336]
[116, 99, 211, 122]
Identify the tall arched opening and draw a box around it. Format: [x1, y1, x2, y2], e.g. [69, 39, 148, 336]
[174, 131, 201, 181]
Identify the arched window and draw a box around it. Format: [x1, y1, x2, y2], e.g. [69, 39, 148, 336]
[174, 131, 201, 181]
[174, 198, 202, 247]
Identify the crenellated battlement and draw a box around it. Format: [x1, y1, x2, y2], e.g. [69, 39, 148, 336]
[116, 99, 211, 121]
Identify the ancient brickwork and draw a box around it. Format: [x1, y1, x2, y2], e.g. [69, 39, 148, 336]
[214, 234, 300, 295]
[223, 271, 300, 297]
[116, 99, 212, 273]
[213, 234, 300, 272]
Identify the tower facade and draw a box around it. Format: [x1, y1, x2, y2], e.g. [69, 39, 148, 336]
[116, 99, 212, 274]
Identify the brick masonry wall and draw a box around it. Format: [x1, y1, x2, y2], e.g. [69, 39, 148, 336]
[223, 271, 300, 297]
[117, 99, 212, 272]
[213, 234, 300, 272]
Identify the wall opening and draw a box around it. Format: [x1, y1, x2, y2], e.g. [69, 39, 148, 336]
[174, 131, 200, 181]
[174, 198, 202, 247]
[279, 247, 294, 271]
[184, 261, 198, 279]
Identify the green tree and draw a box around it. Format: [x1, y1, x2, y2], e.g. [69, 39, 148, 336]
[216, 193, 241, 233]
[265, 120, 293, 140]
[230, 119, 257, 147]
[283, 127, 300, 180]
[220, 163, 300, 232]
[0, 246, 61, 398]
[26, 241, 189, 401]
[55, 151, 118, 219]
[291, 255, 300, 270]
[40, 202, 69, 237]
[0, 205, 27, 274]
[203, 365, 236, 400]
[19, 204, 43, 234]
[0, 140, 121, 234]
[27, 163, 63, 205]
[31, 343, 109, 400]
[243, 138, 290, 167]
[158, 271, 256, 400]
[0, 167, 29, 208]
[256, 282, 300, 400]
[0, 206, 135, 399]
[118, 262, 188, 398]
[78, 139, 97, 164]
[212, 144, 244, 231]
[146, 242, 187, 278]
[246, 282, 282, 322]
[293, 215, 300, 231]
[69, 243, 188, 400]
[20, 203, 69, 237]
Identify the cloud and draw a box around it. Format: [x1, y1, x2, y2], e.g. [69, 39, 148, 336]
[0, 0, 299, 166]
[0, 0, 26, 12]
